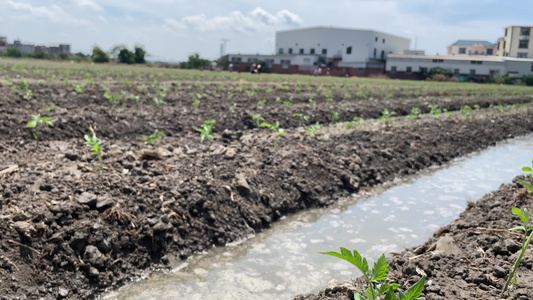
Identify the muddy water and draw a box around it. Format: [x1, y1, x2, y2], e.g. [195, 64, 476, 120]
[105, 134, 533, 300]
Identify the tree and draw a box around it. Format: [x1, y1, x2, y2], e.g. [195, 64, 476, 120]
[216, 54, 229, 69]
[92, 46, 109, 63]
[7, 47, 22, 58]
[118, 48, 135, 64]
[180, 53, 210, 69]
[134, 46, 146, 64]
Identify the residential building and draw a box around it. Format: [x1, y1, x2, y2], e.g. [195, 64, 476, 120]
[497, 26, 533, 58]
[447, 40, 497, 56]
[35, 44, 71, 55]
[386, 54, 533, 81]
[9, 40, 35, 53]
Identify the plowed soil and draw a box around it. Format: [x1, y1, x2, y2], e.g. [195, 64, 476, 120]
[1, 79, 533, 299]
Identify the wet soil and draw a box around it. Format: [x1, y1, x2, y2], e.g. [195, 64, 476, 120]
[294, 177, 533, 300]
[1, 80, 533, 299]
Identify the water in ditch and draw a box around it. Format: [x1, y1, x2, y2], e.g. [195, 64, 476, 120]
[105, 134, 533, 300]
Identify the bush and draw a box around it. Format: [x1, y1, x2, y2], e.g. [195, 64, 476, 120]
[92, 46, 110, 63]
[134, 47, 146, 64]
[180, 53, 210, 69]
[524, 75, 533, 86]
[7, 47, 22, 58]
[494, 75, 514, 85]
[118, 48, 135, 64]
[428, 67, 453, 79]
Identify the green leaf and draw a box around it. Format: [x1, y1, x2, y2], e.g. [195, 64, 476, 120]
[384, 287, 398, 300]
[371, 254, 388, 282]
[320, 247, 369, 274]
[403, 276, 426, 300]
[518, 179, 533, 193]
[509, 226, 526, 231]
[376, 283, 398, 296]
[523, 167, 532, 173]
[353, 292, 368, 300]
[528, 225, 533, 231]
[512, 206, 530, 225]
[364, 287, 373, 299]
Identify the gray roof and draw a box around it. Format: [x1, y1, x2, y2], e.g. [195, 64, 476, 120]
[451, 40, 496, 47]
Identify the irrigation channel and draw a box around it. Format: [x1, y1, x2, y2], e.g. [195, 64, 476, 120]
[105, 134, 533, 300]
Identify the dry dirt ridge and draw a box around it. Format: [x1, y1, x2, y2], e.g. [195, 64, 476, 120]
[294, 177, 533, 300]
[1, 108, 533, 298]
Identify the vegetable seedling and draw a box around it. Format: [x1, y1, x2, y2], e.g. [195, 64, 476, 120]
[252, 114, 265, 127]
[307, 122, 321, 135]
[192, 99, 200, 107]
[503, 207, 533, 293]
[260, 121, 285, 150]
[28, 115, 54, 141]
[292, 113, 310, 127]
[379, 109, 397, 126]
[143, 129, 164, 145]
[332, 110, 340, 122]
[405, 107, 421, 121]
[84, 133, 103, 173]
[197, 120, 215, 157]
[320, 247, 426, 300]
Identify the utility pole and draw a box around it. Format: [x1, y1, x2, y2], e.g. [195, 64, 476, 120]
[221, 38, 229, 57]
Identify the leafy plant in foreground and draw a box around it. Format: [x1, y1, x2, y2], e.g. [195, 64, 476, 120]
[292, 113, 310, 127]
[405, 107, 421, 121]
[143, 129, 164, 145]
[197, 120, 215, 157]
[345, 116, 362, 129]
[428, 104, 441, 118]
[320, 247, 426, 300]
[260, 121, 285, 150]
[28, 115, 54, 140]
[153, 96, 166, 108]
[379, 109, 397, 126]
[460, 105, 472, 120]
[84, 133, 103, 173]
[307, 122, 321, 135]
[252, 114, 265, 127]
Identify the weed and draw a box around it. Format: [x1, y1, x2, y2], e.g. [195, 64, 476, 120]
[28, 115, 54, 140]
[227, 91, 234, 100]
[13, 80, 33, 98]
[104, 93, 121, 106]
[74, 83, 84, 93]
[326, 96, 333, 103]
[266, 88, 273, 93]
[143, 129, 164, 145]
[245, 90, 255, 98]
[321, 247, 426, 300]
[283, 100, 292, 107]
[84, 133, 103, 173]
[197, 120, 215, 157]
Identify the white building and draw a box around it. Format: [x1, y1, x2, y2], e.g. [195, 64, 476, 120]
[386, 54, 533, 80]
[447, 40, 496, 56]
[276, 26, 410, 68]
[497, 26, 533, 58]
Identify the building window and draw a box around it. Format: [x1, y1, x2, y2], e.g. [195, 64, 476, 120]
[497, 42, 500, 50]
[381, 50, 385, 60]
[288, 48, 292, 54]
[346, 46, 352, 54]
[357, 68, 364, 72]
[299, 48, 304, 54]
[519, 40, 529, 49]
[373, 48, 377, 58]
[470, 69, 476, 76]
[432, 59, 444, 63]
[375, 37, 378, 42]
[459, 47, 466, 54]
[420, 67, 428, 74]
[518, 52, 528, 58]
[382, 38, 385, 43]
[521, 27, 531, 36]
[278, 48, 284, 54]
[391, 66, 397, 73]
[406, 66, 412, 73]
[503, 41, 506, 49]
[322, 48, 327, 55]
[454, 68, 459, 75]
[280, 59, 290, 69]
[310, 48, 315, 54]
[487, 49, 493, 55]
[505, 29, 508, 36]
[471, 60, 482, 64]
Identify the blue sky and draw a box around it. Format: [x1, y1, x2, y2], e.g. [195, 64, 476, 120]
[1, 0, 532, 62]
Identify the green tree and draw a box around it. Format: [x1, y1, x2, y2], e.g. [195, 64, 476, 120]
[7, 47, 22, 58]
[134, 46, 146, 64]
[180, 53, 210, 69]
[118, 48, 135, 64]
[216, 54, 229, 69]
[524, 75, 533, 86]
[92, 46, 110, 63]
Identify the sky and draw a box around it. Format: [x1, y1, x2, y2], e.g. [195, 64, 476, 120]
[1, 0, 533, 62]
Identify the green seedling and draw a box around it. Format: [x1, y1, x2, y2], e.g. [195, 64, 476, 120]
[260, 121, 285, 150]
[153, 96, 165, 107]
[143, 129, 164, 145]
[293, 113, 310, 127]
[13, 80, 33, 98]
[275, 97, 282, 103]
[379, 109, 397, 126]
[265, 88, 273, 94]
[227, 91, 234, 100]
[252, 114, 265, 127]
[406, 107, 421, 120]
[518, 159, 533, 193]
[192, 99, 200, 107]
[326, 96, 333, 103]
[345, 116, 362, 129]
[28, 115, 54, 140]
[332, 110, 340, 122]
[283, 100, 292, 107]
[104, 93, 121, 106]
[245, 90, 255, 98]
[503, 207, 533, 293]
[46, 105, 56, 112]
[320, 247, 426, 300]
[307, 122, 321, 135]
[257, 99, 266, 106]
[229, 103, 237, 113]
[460, 105, 472, 120]
[428, 104, 441, 118]
[84, 133, 103, 173]
[197, 120, 215, 157]
[74, 83, 84, 93]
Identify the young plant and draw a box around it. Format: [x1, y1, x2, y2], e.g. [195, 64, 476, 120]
[332, 110, 340, 122]
[28, 115, 54, 140]
[252, 114, 265, 127]
[405, 107, 421, 121]
[192, 99, 200, 107]
[428, 104, 441, 118]
[46, 104, 56, 112]
[379, 109, 397, 126]
[260, 121, 285, 150]
[460, 105, 472, 120]
[307, 122, 321, 135]
[229, 103, 237, 113]
[104, 93, 121, 107]
[345, 116, 362, 129]
[84, 133, 103, 173]
[320, 247, 426, 300]
[74, 83, 84, 94]
[153, 96, 166, 108]
[197, 120, 215, 157]
[143, 129, 164, 145]
[292, 113, 310, 127]
[257, 99, 267, 106]
[503, 207, 533, 292]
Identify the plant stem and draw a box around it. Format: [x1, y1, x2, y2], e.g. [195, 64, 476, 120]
[98, 153, 103, 174]
[503, 230, 533, 293]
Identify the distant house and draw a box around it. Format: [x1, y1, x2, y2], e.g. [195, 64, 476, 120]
[447, 40, 497, 56]
[497, 26, 533, 58]
[9, 40, 35, 53]
[0, 36, 6, 51]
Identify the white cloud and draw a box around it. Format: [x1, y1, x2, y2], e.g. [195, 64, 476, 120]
[6, 0, 93, 26]
[75, 0, 102, 11]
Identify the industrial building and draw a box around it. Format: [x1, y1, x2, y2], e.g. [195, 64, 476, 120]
[229, 26, 410, 76]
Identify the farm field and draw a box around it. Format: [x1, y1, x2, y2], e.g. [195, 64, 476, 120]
[1, 60, 533, 299]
